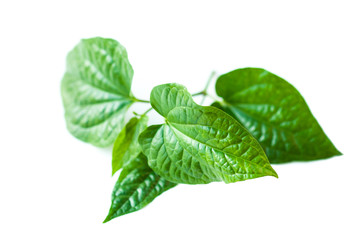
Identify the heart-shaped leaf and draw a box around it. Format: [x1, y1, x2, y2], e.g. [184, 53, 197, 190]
[61, 37, 134, 147]
[139, 83, 277, 184]
[104, 153, 176, 222]
[215, 68, 341, 163]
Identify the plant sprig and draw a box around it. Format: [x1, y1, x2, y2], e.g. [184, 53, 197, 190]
[61, 37, 341, 222]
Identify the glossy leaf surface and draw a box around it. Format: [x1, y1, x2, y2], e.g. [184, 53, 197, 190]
[215, 68, 341, 163]
[139, 83, 277, 184]
[104, 153, 176, 222]
[112, 115, 148, 175]
[61, 37, 134, 147]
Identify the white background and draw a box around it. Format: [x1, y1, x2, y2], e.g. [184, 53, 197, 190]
[1, 1, 360, 239]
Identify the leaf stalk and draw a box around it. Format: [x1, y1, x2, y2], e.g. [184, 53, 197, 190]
[132, 97, 150, 103]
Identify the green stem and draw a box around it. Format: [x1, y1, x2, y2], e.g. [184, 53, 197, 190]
[200, 71, 217, 105]
[204, 94, 219, 102]
[192, 71, 219, 104]
[192, 90, 219, 104]
[142, 107, 153, 115]
[203, 71, 216, 94]
[132, 97, 150, 103]
[192, 91, 205, 97]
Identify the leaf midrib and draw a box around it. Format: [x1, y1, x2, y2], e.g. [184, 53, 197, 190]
[76, 98, 130, 106]
[67, 101, 132, 129]
[168, 121, 271, 175]
[81, 43, 131, 95]
[161, 125, 209, 182]
[73, 71, 133, 100]
[228, 105, 303, 154]
[227, 105, 333, 159]
[109, 168, 153, 218]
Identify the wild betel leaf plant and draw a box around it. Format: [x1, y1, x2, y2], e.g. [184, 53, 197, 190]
[61, 37, 341, 222]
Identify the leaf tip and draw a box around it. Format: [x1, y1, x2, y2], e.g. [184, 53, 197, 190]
[111, 168, 118, 176]
[335, 149, 343, 156]
[103, 213, 114, 223]
[268, 167, 279, 179]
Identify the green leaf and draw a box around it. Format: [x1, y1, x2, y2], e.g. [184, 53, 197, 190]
[104, 153, 176, 222]
[61, 37, 134, 147]
[112, 115, 148, 175]
[139, 83, 277, 184]
[215, 68, 341, 163]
